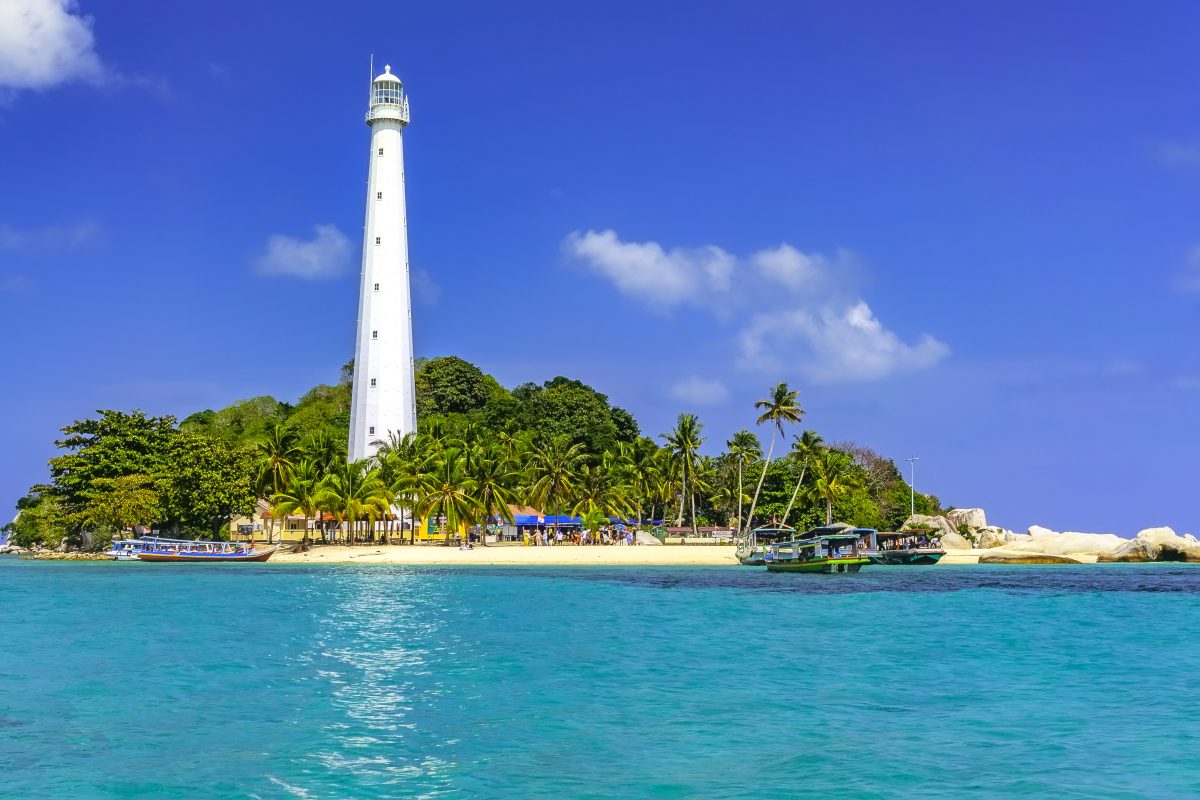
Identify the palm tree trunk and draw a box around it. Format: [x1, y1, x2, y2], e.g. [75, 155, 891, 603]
[737, 461, 743, 533]
[826, 497, 833, 526]
[745, 430, 776, 530]
[675, 466, 686, 527]
[781, 464, 808, 528]
[689, 487, 698, 537]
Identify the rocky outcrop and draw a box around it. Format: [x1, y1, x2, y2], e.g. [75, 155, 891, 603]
[947, 508, 987, 531]
[975, 527, 1012, 549]
[979, 552, 1084, 565]
[902, 514, 973, 549]
[986, 528, 1124, 559]
[1097, 527, 1200, 562]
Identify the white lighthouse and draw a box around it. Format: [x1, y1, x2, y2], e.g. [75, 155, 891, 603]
[348, 64, 417, 462]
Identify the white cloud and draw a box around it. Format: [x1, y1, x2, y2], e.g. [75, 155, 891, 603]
[565, 229, 949, 383]
[1178, 245, 1200, 294]
[669, 375, 729, 406]
[0, 220, 100, 250]
[255, 224, 353, 280]
[739, 302, 949, 382]
[0, 0, 105, 91]
[564, 229, 734, 307]
[754, 244, 823, 291]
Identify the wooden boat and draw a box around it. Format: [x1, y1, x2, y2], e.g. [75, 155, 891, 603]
[131, 537, 278, 563]
[764, 528, 871, 574]
[736, 526, 797, 565]
[863, 530, 945, 565]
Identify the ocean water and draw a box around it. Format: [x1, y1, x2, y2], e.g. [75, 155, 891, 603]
[2, 559, 1199, 799]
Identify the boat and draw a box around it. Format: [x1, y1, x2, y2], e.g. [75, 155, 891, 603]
[112, 537, 278, 563]
[763, 526, 872, 573]
[736, 526, 797, 565]
[138, 539, 277, 562]
[862, 530, 945, 565]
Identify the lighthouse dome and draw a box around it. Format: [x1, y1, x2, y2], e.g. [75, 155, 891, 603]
[373, 64, 402, 84]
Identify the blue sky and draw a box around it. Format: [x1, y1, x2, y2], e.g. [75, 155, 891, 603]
[1, 0, 1198, 534]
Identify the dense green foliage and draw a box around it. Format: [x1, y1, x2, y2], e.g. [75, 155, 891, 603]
[10, 359, 942, 549]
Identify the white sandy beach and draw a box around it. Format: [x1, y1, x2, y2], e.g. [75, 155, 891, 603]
[272, 544, 741, 566]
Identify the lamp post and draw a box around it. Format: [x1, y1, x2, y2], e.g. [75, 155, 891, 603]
[907, 457, 920, 517]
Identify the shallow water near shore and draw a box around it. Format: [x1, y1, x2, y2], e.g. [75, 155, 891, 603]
[2, 559, 1199, 798]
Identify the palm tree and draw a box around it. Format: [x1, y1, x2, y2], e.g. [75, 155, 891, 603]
[780, 430, 824, 528]
[271, 459, 321, 547]
[525, 435, 587, 526]
[374, 430, 434, 544]
[316, 460, 391, 544]
[570, 462, 632, 518]
[301, 428, 344, 480]
[725, 429, 761, 534]
[467, 445, 520, 546]
[810, 448, 861, 525]
[662, 413, 704, 535]
[413, 447, 480, 545]
[744, 383, 804, 531]
[620, 437, 661, 527]
[253, 425, 299, 544]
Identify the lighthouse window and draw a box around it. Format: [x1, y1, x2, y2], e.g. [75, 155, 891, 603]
[370, 378, 376, 387]
[369, 426, 375, 435]
[378, 148, 384, 156]
[377, 191, 382, 200]
[373, 283, 379, 291]
[372, 330, 378, 339]
[375, 237, 381, 245]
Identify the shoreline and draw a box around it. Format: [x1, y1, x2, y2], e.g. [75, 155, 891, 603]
[270, 544, 742, 566]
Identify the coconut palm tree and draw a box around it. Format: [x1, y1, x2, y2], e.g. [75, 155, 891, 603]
[525, 435, 587, 525]
[725, 429, 761, 533]
[570, 462, 632, 518]
[316, 460, 391, 544]
[413, 447, 480, 545]
[301, 428, 344, 480]
[744, 383, 804, 531]
[780, 430, 824, 528]
[620, 437, 661, 526]
[662, 413, 704, 535]
[467, 445, 520, 546]
[810, 448, 861, 525]
[271, 459, 321, 546]
[253, 425, 300, 543]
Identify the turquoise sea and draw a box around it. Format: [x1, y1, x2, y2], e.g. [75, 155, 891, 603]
[2, 559, 1200, 799]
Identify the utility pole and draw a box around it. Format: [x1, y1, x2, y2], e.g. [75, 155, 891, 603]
[907, 457, 920, 517]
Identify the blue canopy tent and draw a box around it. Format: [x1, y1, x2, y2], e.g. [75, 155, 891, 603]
[542, 515, 582, 527]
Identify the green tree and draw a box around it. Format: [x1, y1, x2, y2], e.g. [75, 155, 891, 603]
[662, 412, 705, 535]
[810, 448, 863, 525]
[271, 460, 323, 546]
[415, 356, 506, 417]
[48, 409, 176, 535]
[316, 460, 392, 544]
[8, 493, 68, 550]
[744, 383, 805, 530]
[159, 434, 257, 538]
[780, 430, 824, 527]
[526, 435, 587, 523]
[726, 429, 761, 533]
[412, 447, 480, 545]
[466, 445, 520, 546]
[81, 474, 161, 535]
[254, 425, 300, 543]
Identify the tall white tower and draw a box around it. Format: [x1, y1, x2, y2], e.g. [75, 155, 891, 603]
[348, 64, 417, 462]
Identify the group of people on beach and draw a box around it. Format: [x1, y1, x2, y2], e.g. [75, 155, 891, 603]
[524, 528, 637, 547]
